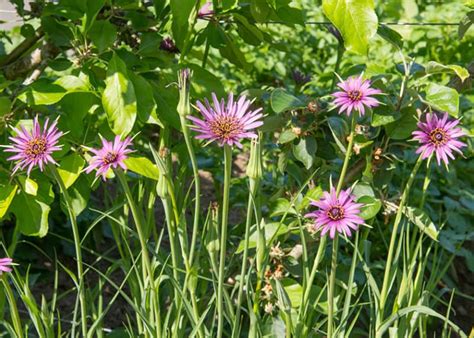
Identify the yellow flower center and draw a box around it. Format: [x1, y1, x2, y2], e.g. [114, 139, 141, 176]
[103, 152, 118, 164]
[26, 138, 47, 158]
[327, 205, 345, 221]
[348, 90, 362, 101]
[429, 128, 447, 146]
[209, 116, 242, 140]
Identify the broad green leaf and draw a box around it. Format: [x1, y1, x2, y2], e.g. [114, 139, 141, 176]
[0, 184, 17, 218]
[425, 61, 470, 82]
[458, 11, 474, 39]
[385, 107, 417, 140]
[82, 0, 106, 33]
[357, 195, 381, 220]
[425, 83, 459, 117]
[404, 206, 439, 241]
[60, 92, 100, 139]
[377, 24, 403, 49]
[250, 0, 272, 22]
[352, 182, 375, 198]
[57, 154, 86, 189]
[54, 75, 90, 92]
[89, 20, 117, 52]
[234, 13, 264, 46]
[19, 177, 38, 196]
[170, 0, 195, 50]
[102, 53, 137, 135]
[129, 73, 159, 125]
[186, 64, 226, 99]
[60, 176, 90, 217]
[18, 76, 90, 106]
[271, 89, 305, 113]
[278, 129, 297, 144]
[18, 80, 67, 105]
[281, 278, 303, 308]
[220, 34, 250, 71]
[123, 156, 160, 180]
[372, 107, 401, 127]
[0, 96, 11, 116]
[276, 6, 304, 25]
[293, 137, 317, 169]
[11, 192, 50, 237]
[322, 0, 378, 55]
[222, 0, 238, 10]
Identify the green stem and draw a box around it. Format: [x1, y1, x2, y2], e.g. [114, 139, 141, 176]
[300, 235, 327, 317]
[177, 70, 201, 267]
[328, 115, 356, 337]
[233, 177, 259, 337]
[340, 231, 360, 335]
[377, 155, 423, 331]
[217, 145, 232, 338]
[115, 170, 160, 337]
[2, 276, 23, 337]
[49, 165, 87, 336]
[179, 113, 201, 267]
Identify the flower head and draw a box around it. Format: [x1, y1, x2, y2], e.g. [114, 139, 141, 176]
[188, 93, 264, 148]
[412, 112, 466, 166]
[0, 257, 14, 274]
[85, 135, 133, 180]
[198, 1, 214, 18]
[305, 188, 364, 239]
[332, 76, 381, 116]
[4, 116, 63, 175]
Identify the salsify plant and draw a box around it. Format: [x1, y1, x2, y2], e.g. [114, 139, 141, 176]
[0, 2, 473, 338]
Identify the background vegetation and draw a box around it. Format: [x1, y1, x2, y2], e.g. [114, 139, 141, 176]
[0, 0, 473, 337]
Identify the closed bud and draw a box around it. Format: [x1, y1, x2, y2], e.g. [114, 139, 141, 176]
[246, 137, 262, 179]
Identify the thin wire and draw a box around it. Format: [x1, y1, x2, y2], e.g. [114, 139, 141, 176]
[264, 21, 459, 26]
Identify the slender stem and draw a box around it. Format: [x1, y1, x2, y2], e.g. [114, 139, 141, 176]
[115, 170, 161, 337]
[340, 231, 360, 335]
[328, 115, 356, 337]
[336, 116, 356, 195]
[300, 235, 327, 316]
[179, 113, 201, 267]
[49, 165, 87, 336]
[377, 155, 423, 330]
[2, 276, 23, 337]
[177, 70, 201, 267]
[327, 236, 339, 337]
[233, 178, 259, 337]
[217, 145, 232, 338]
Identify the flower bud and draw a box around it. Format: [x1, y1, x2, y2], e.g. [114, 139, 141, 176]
[246, 137, 262, 179]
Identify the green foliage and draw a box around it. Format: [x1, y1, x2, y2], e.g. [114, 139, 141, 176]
[0, 0, 472, 337]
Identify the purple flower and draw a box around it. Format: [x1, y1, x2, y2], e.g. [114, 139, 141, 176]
[198, 2, 214, 18]
[85, 136, 133, 180]
[4, 116, 63, 175]
[412, 112, 466, 166]
[332, 76, 381, 116]
[305, 188, 364, 239]
[188, 93, 264, 148]
[0, 257, 13, 274]
[160, 37, 179, 54]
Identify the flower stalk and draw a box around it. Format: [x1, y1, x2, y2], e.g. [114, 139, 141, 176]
[177, 69, 201, 267]
[233, 137, 262, 337]
[49, 164, 87, 336]
[327, 115, 356, 337]
[217, 144, 232, 338]
[377, 155, 424, 331]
